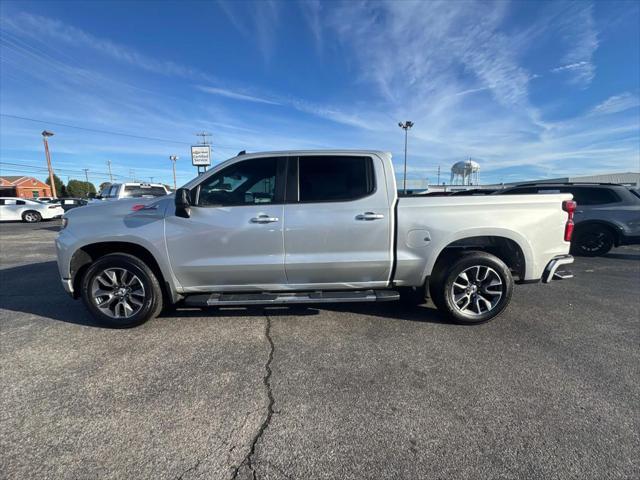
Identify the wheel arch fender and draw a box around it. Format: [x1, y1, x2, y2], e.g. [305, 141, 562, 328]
[22, 209, 41, 219]
[422, 228, 534, 282]
[70, 239, 181, 303]
[574, 220, 622, 246]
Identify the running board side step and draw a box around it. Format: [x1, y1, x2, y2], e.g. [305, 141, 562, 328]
[184, 289, 400, 307]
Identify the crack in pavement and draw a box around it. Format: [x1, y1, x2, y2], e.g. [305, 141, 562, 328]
[231, 312, 276, 480]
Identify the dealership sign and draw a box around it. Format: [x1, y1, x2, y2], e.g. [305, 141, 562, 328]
[191, 145, 211, 166]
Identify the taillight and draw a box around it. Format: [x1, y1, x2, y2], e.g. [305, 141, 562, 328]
[562, 200, 576, 242]
[131, 204, 146, 211]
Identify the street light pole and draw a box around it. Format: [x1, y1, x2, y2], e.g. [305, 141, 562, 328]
[41, 130, 57, 198]
[169, 155, 179, 191]
[398, 121, 414, 195]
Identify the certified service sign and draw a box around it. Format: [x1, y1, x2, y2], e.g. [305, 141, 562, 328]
[191, 145, 211, 166]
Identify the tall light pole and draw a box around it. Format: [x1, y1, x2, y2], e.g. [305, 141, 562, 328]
[169, 155, 178, 191]
[41, 130, 57, 198]
[398, 121, 414, 195]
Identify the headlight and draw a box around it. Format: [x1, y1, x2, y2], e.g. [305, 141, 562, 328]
[60, 217, 68, 229]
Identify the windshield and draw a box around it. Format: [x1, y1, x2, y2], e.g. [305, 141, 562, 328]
[121, 186, 167, 198]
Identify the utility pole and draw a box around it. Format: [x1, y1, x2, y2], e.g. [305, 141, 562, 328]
[82, 169, 90, 198]
[107, 160, 113, 183]
[437, 165, 441, 185]
[41, 130, 57, 198]
[129, 169, 136, 182]
[398, 121, 414, 195]
[169, 155, 178, 191]
[149, 177, 154, 183]
[195, 131, 212, 146]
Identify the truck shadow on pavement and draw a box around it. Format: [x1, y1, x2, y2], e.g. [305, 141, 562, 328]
[1, 260, 449, 327]
[603, 252, 640, 261]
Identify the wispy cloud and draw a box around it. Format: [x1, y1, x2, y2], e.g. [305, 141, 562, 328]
[217, 0, 280, 62]
[1, 12, 213, 81]
[326, 0, 531, 110]
[590, 93, 640, 116]
[196, 86, 281, 105]
[551, 61, 590, 73]
[299, 0, 323, 53]
[551, 2, 599, 86]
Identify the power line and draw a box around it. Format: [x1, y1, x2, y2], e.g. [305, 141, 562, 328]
[0, 113, 241, 149]
[1, 114, 191, 145]
[0, 161, 126, 178]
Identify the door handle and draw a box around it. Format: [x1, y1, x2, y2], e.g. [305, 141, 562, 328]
[356, 212, 385, 221]
[251, 214, 279, 223]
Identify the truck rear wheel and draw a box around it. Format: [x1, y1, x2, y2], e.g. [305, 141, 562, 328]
[80, 253, 163, 328]
[431, 252, 513, 324]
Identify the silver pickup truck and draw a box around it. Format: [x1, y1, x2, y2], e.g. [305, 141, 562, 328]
[56, 150, 575, 327]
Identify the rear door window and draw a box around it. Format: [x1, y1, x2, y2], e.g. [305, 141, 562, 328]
[563, 187, 620, 205]
[500, 187, 538, 194]
[297, 156, 375, 203]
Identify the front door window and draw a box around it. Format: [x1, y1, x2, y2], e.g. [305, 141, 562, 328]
[196, 157, 279, 207]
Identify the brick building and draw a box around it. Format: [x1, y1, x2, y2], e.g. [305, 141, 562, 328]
[0, 176, 53, 199]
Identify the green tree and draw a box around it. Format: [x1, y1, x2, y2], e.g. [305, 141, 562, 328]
[98, 182, 112, 193]
[66, 179, 96, 198]
[45, 174, 67, 198]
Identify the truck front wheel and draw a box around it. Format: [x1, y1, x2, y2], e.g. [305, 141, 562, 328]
[80, 253, 163, 328]
[431, 252, 513, 324]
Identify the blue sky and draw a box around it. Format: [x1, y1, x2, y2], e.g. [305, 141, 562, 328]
[1, 0, 639, 188]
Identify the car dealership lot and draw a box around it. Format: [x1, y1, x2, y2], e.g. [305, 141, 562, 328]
[1, 221, 638, 479]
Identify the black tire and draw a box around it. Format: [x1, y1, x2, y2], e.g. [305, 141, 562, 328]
[571, 226, 614, 257]
[430, 251, 513, 324]
[80, 253, 163, 328]
[22, 210, 42, 223]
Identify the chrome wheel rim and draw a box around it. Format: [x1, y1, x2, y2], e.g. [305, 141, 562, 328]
[91, 268, 146, 319]
[25, 213, 37, 222]
[450, 265, 503, 317]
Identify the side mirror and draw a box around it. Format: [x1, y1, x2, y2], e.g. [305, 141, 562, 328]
[175, 188, 191, 218]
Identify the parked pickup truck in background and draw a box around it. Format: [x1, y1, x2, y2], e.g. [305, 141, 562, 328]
[56, 150, 575, 328]
[95, 182, 170, 201]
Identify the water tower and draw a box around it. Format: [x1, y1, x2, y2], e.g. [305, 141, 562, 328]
[450, 158, 480, 185]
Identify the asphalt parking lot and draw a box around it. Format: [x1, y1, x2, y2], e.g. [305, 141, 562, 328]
[1, 220, 639, 480]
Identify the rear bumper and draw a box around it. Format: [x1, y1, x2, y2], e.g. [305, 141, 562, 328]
[542, 254, 574, 283]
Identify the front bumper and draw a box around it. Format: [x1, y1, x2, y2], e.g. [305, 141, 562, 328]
[61, 278, 74, 295]
[542, 254, 574, 283]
